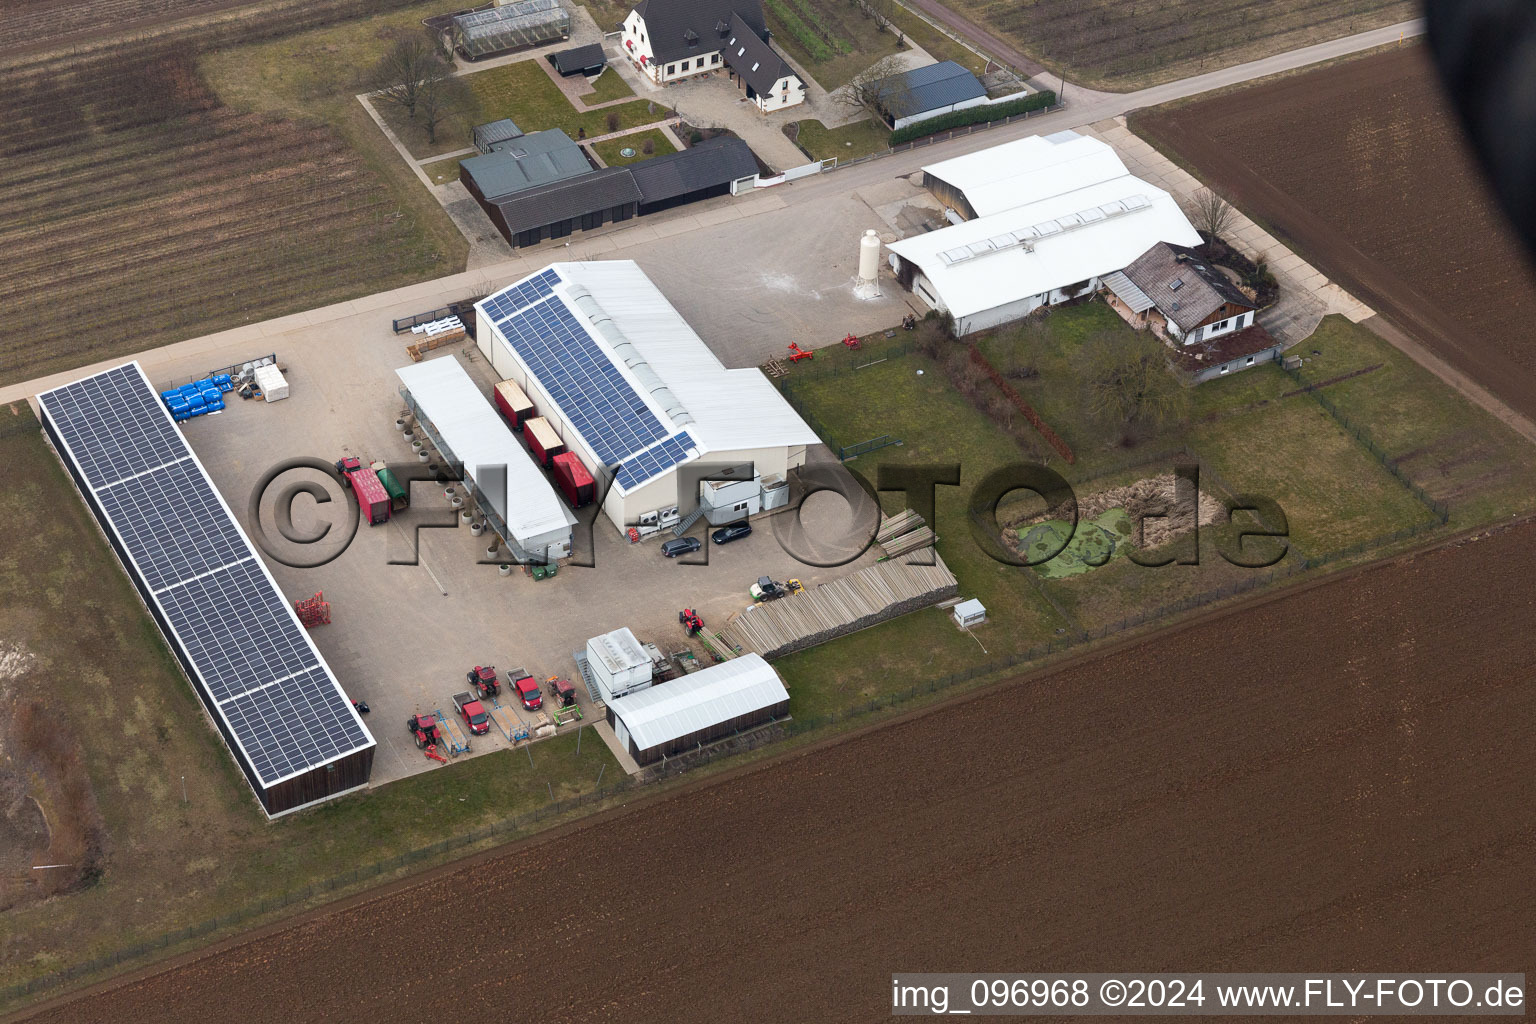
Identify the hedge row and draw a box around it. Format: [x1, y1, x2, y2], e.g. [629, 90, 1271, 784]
[888, 89, 1058, 145]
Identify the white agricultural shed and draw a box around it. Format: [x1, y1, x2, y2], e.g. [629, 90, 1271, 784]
[396, 356, 575, 563]
[475, 261, 819, 536]
[888, 131, 1201, 336]
[606, 653, 789, 765]
[585, 626, 653, 703]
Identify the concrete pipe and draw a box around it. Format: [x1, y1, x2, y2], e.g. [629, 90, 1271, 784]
[498, 563, 514, 577]
[484, 541, 500, 558]
[394, 418, 407, 432]
[450, 496, 464, 509]
[461, 509, 473, 523]
[417, 450, 430, 463]
[470, 522, 484, 537]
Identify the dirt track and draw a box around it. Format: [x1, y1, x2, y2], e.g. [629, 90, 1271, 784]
[20, 520, 1536, 1023]
[1136, 47, 1536, 422]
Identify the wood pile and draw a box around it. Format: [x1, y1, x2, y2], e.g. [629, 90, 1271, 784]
[877, 509, 935, 560]
[718, 553, 958, 660]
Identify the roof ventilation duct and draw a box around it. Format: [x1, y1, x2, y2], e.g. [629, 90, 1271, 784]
[564, 285, 695, 428]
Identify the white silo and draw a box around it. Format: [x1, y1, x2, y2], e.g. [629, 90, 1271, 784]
[855, 229, 882, 299]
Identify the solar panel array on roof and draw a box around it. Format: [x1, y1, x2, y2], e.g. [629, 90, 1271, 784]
[36, 364, 373, 803]
[614, 430, 698, 492]
[481, 267, 559, 321]
[487, 294, 669, 466]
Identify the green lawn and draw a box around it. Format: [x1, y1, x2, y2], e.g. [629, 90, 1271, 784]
[1289, 316, 1536, 528]
[592, 128, 677, 166]
[375, 60, 672, 160]
[792, 117, 890, 161]
[0, 404, 620, 992]
[886, 4, 989, 75]
[580, 66, 635, 105]
[772, 341, 1069, 715]
[423, 153, 468, 185]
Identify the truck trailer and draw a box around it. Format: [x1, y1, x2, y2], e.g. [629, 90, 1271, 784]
[523, 417, 565, 468]
[336, 456, 390, 525]
[551, 452, 595, 508]
[493, 378, 535, 431]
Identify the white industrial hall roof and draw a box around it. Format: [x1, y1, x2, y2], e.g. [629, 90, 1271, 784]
[921, 129, 1130, 218]
[475, 261, 820, 495]
[607, 653, 789, 753]
[890, 135, 1202, 321]
[395, 356, 574, 542]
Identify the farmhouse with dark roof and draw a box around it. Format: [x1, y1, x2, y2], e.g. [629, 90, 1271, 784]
[620, 0, 805, 112]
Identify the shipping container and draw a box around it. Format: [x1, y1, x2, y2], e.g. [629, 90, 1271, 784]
[493, 378, 535, 430]
[371, 461, 409, 511]
[551, 452, 595, 508]
[523, 416, 565, 468]
[338, 457, 390, 525]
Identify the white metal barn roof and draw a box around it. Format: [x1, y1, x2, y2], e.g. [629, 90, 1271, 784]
[607, 654, 788, 753]
[395, 356, 573, 542]
[888, 161, 1201, 320]
[921, 130, 1130, 218]
[476, 261, 819, 495]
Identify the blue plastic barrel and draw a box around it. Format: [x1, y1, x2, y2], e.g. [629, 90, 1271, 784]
[211, 373, 233, 392]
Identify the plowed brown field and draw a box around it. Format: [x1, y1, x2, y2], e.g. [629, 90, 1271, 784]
[1135, 47, 1536, 420]
[20, 521, 1536, 1023]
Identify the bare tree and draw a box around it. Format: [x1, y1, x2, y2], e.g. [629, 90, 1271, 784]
[417, 72, 472, 144]
[370, 36, 452, 120]
[843, 54, 911, 118]
[1191, 188, 1234, 242]
[1073, 330, 1191, 428]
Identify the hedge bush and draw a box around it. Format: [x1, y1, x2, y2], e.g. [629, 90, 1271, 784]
[889, 89, 1058, 145]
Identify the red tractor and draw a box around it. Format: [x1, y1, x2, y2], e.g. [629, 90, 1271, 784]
[679, 608, 704, 637]
[406, 713, 442, 749]
[466, 665, 500, 698]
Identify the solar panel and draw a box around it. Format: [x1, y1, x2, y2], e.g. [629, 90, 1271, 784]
[95, 459, 249, 592]
[36, 363, 374, 796]
[481, 267, 559, 323]
[223, 668, 370, 786]
[614, 431, 698, 492]
[40, 364, 186, 487]
[489, 293, 669, 465]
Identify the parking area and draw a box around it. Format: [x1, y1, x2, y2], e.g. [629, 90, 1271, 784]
[171, 301, 878, 785]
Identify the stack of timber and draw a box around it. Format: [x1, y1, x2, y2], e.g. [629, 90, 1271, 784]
[718, 553, 958, 660]
[406, 315, 467, 361]
[877, 509, 935, 560]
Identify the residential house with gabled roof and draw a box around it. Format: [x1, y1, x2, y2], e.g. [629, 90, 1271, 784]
[621, 0, 805, 112]
[1107, 241, 1282, 381]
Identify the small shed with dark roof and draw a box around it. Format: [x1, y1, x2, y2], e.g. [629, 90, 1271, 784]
[872, 60, 988, 129]
[484, 167, 643, 248]
[549, 43, 607, 76]
[459, 129, 594, 203]
[629, 135, 758, 214]
[472, 118, 524, 154]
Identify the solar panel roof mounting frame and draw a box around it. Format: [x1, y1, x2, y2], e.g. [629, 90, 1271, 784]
[35, 362, 374, 791]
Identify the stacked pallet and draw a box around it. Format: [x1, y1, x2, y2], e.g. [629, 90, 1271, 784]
[718, 553, 958, 660]
[877, 509, 935, 560]
[405, 315, 467, 361]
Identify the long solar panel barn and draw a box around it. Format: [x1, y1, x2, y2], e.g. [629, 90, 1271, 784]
[36, 364, 376, 817]
[474, 261, 821, 535]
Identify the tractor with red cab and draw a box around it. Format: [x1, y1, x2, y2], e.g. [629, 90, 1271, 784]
[466, 665, 500, 698]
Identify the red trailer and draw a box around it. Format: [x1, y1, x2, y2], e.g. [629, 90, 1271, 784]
[492, 379, 534, 431]
[551, 452, 595, 508]
[336, 457, 390, 525]
[523, 417, 565, 468]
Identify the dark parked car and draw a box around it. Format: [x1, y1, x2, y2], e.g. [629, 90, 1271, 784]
[711, 521, 753, 545]
[661, 536, 702, 558]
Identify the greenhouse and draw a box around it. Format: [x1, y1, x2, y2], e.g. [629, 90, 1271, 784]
[452, 0, 571, 61]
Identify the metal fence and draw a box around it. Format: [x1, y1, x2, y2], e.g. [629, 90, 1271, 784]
[156, 353, 276, 393]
